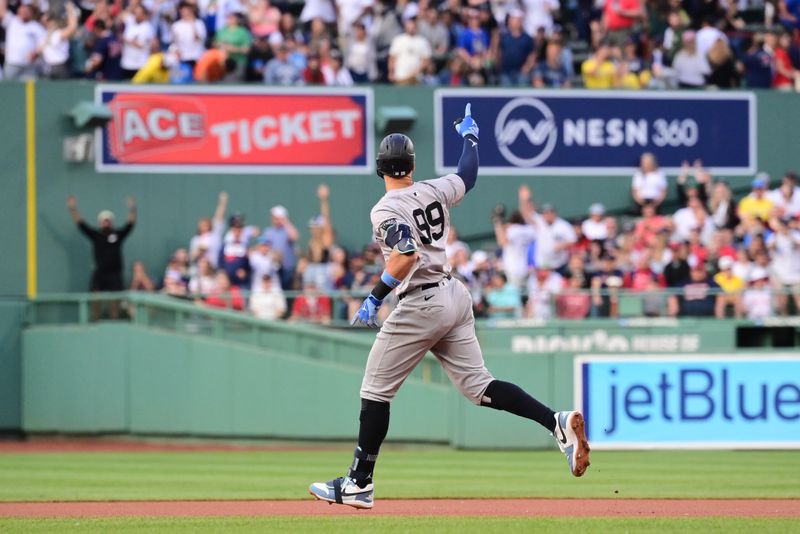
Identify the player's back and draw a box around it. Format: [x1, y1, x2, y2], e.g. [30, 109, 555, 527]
[370, 174, 466, 292]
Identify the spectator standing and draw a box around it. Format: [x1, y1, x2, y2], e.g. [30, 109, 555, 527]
[334, 0, 374, 41]
[371, 1, 403, 81]
[248, 0, 280, 39]
[522, 0, 560, 36]
[190, 192, 228, 267]
[322, 48, 354, 85]
[67, 196, 136, 319]
[250, 273, 287, 320]
[738, 175, 775, 224]
[603, 0, 645, 46]
[618, 37, 651, 89]
[533, 38, 572, 87]
[249, 237, 279, 292]
[521, 195, 577, 272]
[85, 19, 122, 80]
[120, 5, 155, 79]
[664, 241, 692, 286]
[668, 265, 720, 317]
[741, 33, 775, 88]
[581, 203, 608, 241]
[215, 12, 252, 77]
[662, 9, 686, 65]
[39, 2, 79, 79]
[706, 38, 739, 88]
[457, 9, 490, 62]
[590, 253, 623, 317]
[527, 266, 564, 319]
[171, 2, 207, 68]
[388, 15, 431, 85]
[672, 31, 709, 88]
[218, 220, 252, 288]
[774, 31, 799, 89]
[418, 5, 449, 70]
[631, 152, 667, 210]
[345, 21, 376, 82]
[672, 195, 714, 244]
[742, 268, 774, 320]
[299, 0, 336, 26]
[766, 217, 800, 314]
[768, 171, 800, 218]
[709, 180, 739, 230]
[262, 205, 299, 289]
[264, 42, 302, 85]
[713, 255, 744, 317]
[696, 17, 727, 59]
[1, 0, 46, 80]
[244, 34, 273, 81]
[581, 42, 617, 88]
[497, 9, 535, 86]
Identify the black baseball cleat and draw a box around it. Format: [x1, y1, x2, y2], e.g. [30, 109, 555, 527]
[309, 476, 374, 509]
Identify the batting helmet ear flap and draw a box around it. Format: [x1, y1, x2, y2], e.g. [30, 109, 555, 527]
[376, 133, 415, 179]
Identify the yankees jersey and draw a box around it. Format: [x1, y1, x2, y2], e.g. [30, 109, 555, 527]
[371, 174, 466, 293]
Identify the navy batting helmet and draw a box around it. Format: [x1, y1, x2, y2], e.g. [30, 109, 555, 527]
[376, 133, 415, 179]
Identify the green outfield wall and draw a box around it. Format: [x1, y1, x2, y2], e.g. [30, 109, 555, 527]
[18, 294, 799, 447]
[0, 83, 799, 296]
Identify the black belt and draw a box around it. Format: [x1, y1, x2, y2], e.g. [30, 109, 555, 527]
[398, 275, 451, 301]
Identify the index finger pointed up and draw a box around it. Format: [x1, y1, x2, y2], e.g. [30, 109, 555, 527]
[464, 103, 471, 117]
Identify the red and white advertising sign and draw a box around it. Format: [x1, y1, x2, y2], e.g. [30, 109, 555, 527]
[95, 86, 373, 174]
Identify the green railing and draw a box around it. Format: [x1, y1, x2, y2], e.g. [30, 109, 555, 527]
[25, 292, 453, 385]
[26, 287, 800, 328]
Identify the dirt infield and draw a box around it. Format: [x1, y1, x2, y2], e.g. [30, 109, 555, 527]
[1, 499, 798, 518]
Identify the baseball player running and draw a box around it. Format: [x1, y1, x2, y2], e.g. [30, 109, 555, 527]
[309, 103, 590, 509]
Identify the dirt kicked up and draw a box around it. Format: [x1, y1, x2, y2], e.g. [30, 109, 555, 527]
[1, 499, 799, 518]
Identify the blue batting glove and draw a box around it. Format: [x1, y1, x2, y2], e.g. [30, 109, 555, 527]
[453, 103, 479, 140]
[351, 294, 382, 328]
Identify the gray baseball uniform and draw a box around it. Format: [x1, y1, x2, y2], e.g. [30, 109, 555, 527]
[360, 174, 494, 405]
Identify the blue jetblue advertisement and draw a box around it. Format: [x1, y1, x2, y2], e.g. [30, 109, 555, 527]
[435, 90, 756, 176]
[575, 356, 800, 449]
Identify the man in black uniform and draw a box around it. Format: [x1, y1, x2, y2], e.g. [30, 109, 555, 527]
[67, 195, 137, 319]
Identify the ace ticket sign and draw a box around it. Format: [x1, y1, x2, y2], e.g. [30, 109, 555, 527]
[95, 86, 373, 174]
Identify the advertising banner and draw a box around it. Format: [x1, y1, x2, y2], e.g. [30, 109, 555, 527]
[95, 86, 373, 174]
[575, 355, 800, 449]
[435, 90, 756, 176]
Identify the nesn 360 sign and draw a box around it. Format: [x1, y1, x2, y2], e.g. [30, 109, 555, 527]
[435, 90, 755, 176]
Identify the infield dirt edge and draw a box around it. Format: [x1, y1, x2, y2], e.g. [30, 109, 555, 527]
[1, 499, 798, 518]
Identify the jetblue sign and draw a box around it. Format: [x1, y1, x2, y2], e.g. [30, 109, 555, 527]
[575, 355, 800, 449]
[435, 90, 756, 176]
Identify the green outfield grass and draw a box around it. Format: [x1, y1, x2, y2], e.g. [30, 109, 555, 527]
[0, 448, 798, 501]
[0, 517, 798, 534]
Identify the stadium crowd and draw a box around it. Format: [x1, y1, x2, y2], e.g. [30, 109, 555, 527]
[74, 157, 800, 323]
[3, 0, 800, 89]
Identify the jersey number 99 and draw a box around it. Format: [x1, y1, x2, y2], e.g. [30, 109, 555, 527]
[412, 201, 445, 244]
